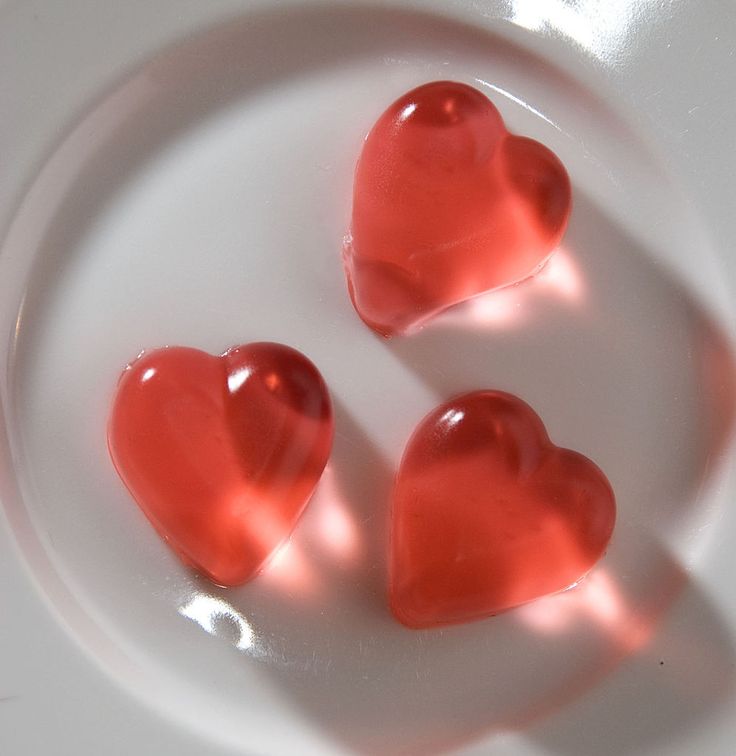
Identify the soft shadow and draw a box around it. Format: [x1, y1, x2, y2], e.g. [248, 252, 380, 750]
[527, 570, 736, 756]
[387, 193, 736, 530]
[191, 407, 735, 755]
[237, 193, 736, 753]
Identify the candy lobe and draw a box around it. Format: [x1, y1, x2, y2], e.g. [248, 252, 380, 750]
[390, 391, 615, 629]
[345, 81, 572, 336]
[108, 342, 333, 586]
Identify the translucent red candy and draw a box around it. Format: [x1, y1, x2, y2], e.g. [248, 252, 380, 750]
[107, 343, 333, 586]
[390, 391, 616, 628]
[344, 81, 572, 336]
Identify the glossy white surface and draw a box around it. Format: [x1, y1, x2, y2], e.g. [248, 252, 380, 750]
[2, 1, 736, 754]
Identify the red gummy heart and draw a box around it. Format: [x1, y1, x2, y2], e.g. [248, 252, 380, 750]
[390, 391, 615, 628]
[344, 81, 572, 336]
[107, 342, 333, 586]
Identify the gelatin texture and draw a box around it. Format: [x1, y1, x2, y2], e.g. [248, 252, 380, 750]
[108, 343, 333, 586]
[345, 81, 572, 336]
[390, 391, 615, 628]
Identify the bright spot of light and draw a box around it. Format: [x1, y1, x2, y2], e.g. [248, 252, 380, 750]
[227, 366, 251, 393]
[468, 289, 521, 325]
[517, 571, 620, 633]
[260, 539, 320, 597]
[313, 466, 360, 561]
[509, 0, 640, 64]
[583, 571, 622, 625]
[537, 248, 584, 302]
[441, 408, 466, 428]
[438, 288, 522, 330]
[141, 367, 156, 382]
[268, 539, 292, 569]
[517, 592, 571, 633]
[517, 569, 653, 654]
[179, 594, 255, 651]
[437, 248, 584, 332]
[321, 501, 357, 556]
[398, 102, 417, 121]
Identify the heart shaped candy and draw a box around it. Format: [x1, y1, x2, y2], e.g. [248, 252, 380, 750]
[344, 81, 572, 336]
[390, 391, 615, 628]
[107, 342, 333, 586]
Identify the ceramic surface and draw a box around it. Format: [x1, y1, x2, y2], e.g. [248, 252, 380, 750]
[2, 2, 735, 754]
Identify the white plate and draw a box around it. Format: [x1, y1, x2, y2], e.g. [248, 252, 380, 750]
[2, 1, 736, 754]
